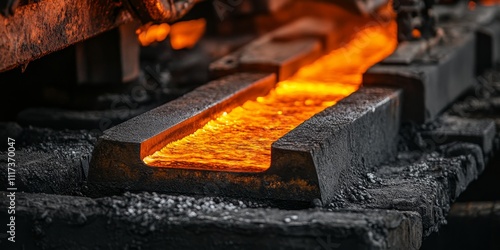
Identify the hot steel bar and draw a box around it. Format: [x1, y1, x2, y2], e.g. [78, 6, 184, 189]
[89, 86, 401, 203]
[93, 73, 277, 160]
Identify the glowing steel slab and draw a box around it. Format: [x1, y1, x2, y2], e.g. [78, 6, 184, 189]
[89, 22, 400, 202]
[144, 23, 398, 172]
[143, 81, 355, 172]
[89, 86, 401, 202]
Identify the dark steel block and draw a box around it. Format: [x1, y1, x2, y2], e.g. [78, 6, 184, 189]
[363, 30, 476, 123]
[477, 21, 500, 74]
[439, 5, 500, 74]
[0, 191, 422, 250]
[421, 201, 500, 250]
[238, 39, 322, 81]
[271, 87, 401, 203]
[89, 83, 401, 204]
[210, 18, 336, 81]
[420, 116, 496, 155]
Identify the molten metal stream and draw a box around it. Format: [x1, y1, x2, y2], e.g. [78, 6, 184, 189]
[143, 22, 397, 172]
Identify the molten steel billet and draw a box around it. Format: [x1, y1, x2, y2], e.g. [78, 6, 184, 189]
[144, 24, 397, 172]
[89, 22, 400, 202]
[89, 85, 401, 203]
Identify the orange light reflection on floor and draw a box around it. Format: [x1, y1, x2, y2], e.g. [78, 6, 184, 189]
[143, 21, 397, 172]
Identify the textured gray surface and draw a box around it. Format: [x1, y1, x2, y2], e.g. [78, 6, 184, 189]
[420, 116, 496, 155]
[439, 5, 500, 74]
[331, 142, 486, 236]
[0, 191, 422, 250]
[421, 201, 500, 250]
[0, 126, 97, 195]
[363, 29, 476, 123]
[272, 87, 401, 203]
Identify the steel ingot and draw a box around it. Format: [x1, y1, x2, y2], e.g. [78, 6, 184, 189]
[125, 0, 198, 23]
[89, 71, 402, 203]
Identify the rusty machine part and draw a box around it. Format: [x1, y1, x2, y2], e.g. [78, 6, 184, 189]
[124, 0, 199, 24]
[0, 0, 199, 73]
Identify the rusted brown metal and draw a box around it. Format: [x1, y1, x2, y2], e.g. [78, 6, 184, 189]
[0, 0, 133, 72]
[0, 0, 199, 73]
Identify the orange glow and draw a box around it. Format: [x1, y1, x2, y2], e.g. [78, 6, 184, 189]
[137, 23, 171, 46]
[481, 0, 500, 6]
[143, 21, 398, 172]
[136, 19, 206, 48]
[170, 18, 206, 50]
[469, 1, 477, 10]
[412, 28, 422, 38]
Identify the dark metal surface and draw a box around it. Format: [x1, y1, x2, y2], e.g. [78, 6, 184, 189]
[476, 22, 500, 74]
[420, 116, 496, 155]
[0, 191, 422, 250]
[421, 201, 500, 249]
[210, 17, 337, 81]
[366, 5, 500, 122]
[271, 87, 401, 203]
[364, 29, 476, 122]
